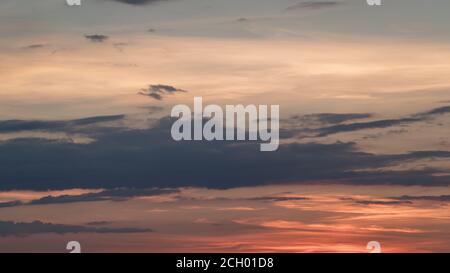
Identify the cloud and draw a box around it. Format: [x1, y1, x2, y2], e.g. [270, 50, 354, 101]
[85, 34, 109, 43]
[1, 115, 450, 190]
[0, 220, 152, 237]
[236, 18, 250, 23]
[352, 199, 413, 205]
[138, 84, 187, 100]
[27, 188, 178, 205]
[288, 113, 373, 125]
[416, 106, 450, 117]
[249, 196, 309, 202]
[1, 105, 450, 190]
[285, 1, 340, 11]
[0, 188, 178, 208]
[22, 44, 46, 50]
[0, 200, 24, 208]
[392, 195, 450, 202]
[70, 115, 126, 126]
[315, 117, 420, 137]
[110, 0, 171, 5]
[140, 105, 164, 114]
[85, 221, 113, 226]
[314, 105, 450, 137]
[0, 114, 125, 134]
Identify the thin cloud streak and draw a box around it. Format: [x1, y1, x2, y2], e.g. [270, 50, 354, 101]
[0, 220, 153, 237]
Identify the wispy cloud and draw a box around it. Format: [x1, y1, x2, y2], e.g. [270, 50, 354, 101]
[21, 44, 46, 50]
[85, 34, 109, 43]
[0, 188, 178, 207]
[0, 114, 125, 134]
[0, 220, 152, 237]
[138, 84, 187, 100]
[109, 0, 172, 5]
[314, 105, 450, 137]
[285, 1, 341, 11]
[287, 113, 373, 126]
[343, 198, 413, 205]
[392, 195, 450, 202]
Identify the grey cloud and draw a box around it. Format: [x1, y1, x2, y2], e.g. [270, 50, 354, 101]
[138, 84, 187, 101]
[286, 1, 340, 11]
[392, 195, 450, 202]
[288, 113, 373, 125]
[0, 114, 125, 134]
[29, 188, 177, 205]
[279, 113, 374, 139]
[0, 220, 153, 237]
[248, 196, 309, 202]
[416, 106, 450, 117]
[314, 105, 450, 137]
[22, 44, 46, 50]
[0, 200, 24, 208]
[140, 105, 164, 114]
[3, 188, 178, 208]
[69, 115, 126, 126]
[85, 221, 113, 226]
[110, 0, 171, 5]
[85, 34, 109, 43]
[236, 18, 250, 23]
[316, 117, 420, 137]
[312, 113, 372, 124]
[1, 115, 450, 190]
[2, 105, 450, 190]
[146, 93, 163, 100]
[354, 200, 413, 205]
[113, 42, 129, 52]
[0, 188, 177, 208]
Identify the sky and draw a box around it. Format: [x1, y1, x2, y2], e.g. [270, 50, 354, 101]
[0, 0, 450, 252]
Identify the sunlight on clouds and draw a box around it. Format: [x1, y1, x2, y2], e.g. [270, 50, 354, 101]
[0, 184, 449, 252]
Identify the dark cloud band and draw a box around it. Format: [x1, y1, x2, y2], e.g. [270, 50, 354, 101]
[0, 220, 152, 237]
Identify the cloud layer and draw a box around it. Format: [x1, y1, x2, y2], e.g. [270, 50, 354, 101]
[1, 105, 450, 190]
